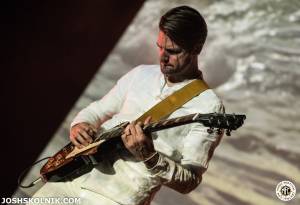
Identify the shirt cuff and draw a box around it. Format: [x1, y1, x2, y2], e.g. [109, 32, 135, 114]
[146, 153, 176, 182]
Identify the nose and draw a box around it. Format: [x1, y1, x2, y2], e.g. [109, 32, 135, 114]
[160, 49, 169, 63]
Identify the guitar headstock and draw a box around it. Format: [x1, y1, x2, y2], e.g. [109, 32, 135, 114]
[195, 113, 246, 136]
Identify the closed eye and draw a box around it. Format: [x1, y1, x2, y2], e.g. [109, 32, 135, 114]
[156, 43, 182, 54]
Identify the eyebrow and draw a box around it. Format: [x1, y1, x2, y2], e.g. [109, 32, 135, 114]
[156, 42, 182, 53]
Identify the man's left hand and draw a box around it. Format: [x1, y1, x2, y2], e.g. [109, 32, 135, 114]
[121, 116, 156, 160]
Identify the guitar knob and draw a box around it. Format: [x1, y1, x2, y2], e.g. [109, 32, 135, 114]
[207, 128, 214, 134]
[233, 113, 236, 119]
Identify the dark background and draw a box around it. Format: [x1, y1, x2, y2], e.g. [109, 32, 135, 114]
[1, 0, 144, 197]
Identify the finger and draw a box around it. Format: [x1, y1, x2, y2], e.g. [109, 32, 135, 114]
[121, 129, 133, 145]
[135, 122, 144, 136]
[128, 122, 137, 137]
[76, 133, 89, 146]
[79, 123, 90, 131]
[79, 123, 96, 134]
[144, 116, 152, 125]
[135, 122, 146, 142]
[79, 130, 93, 143]
[137, 122, 154, 148]
[121, 133, 128, 146]
[126, 133, 136, 149]
[82, 126, 93, 135]
[70, 136, 83, 149]
[80, 124, 95, 137]
[87, 129, 95, 138]
[121, 133, 136, 153]
[124, 124, 131, 136]
[88, 124, 98, 134]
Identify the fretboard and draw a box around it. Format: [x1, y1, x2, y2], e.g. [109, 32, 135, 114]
[143, 113, 198, 132]
[94, 113, 200, 142]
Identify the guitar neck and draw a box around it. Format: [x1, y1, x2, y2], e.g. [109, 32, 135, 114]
[70, 112, 244, 158]
[96, 113, 200, 141]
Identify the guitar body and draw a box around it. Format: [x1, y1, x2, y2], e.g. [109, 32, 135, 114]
[40, 143, 96, 182]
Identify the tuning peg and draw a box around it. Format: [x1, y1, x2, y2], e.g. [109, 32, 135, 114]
[217, 128, 223, 135]
[207, 127, 214, 134]
[226, 129, 231, 136]
[208, 117, 212, 124]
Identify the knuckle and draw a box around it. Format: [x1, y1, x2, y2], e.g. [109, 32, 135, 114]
[77, 124, 84, 128]
[137, 137, 144, 143]
[128, 144, 134, 149]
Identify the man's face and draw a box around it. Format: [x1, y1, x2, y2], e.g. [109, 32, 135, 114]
[156, 31, 193, 77]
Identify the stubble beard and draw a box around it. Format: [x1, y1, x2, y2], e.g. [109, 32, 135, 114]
[160, 56, 198, 83]
[160, 63, 177, 75]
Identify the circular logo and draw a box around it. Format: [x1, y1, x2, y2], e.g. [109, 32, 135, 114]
[276, 181, 296, 201]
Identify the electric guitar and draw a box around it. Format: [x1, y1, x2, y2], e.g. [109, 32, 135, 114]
[40, 113, 246, 182]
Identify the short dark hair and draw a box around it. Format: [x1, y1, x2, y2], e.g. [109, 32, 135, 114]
[159, 5, 207, 54]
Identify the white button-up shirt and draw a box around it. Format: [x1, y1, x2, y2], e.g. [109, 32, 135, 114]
[71, 65, 224, 205]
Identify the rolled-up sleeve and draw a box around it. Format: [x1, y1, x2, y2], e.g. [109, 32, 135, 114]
[147, 101, 225, 193]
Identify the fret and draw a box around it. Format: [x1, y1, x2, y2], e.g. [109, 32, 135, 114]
[162, 120, 170, 126]
[174, 118, 181, 123]
[192, 113, 200, 120]
[152, 122, 159, 128]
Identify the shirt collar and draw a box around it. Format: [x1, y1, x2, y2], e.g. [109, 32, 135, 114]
[159, 72, 195, 91]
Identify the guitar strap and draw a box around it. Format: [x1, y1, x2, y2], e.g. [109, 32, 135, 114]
[136, 79, 209, 123]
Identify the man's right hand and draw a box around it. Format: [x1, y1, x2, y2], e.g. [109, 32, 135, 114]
[70, 122, 97, 148]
